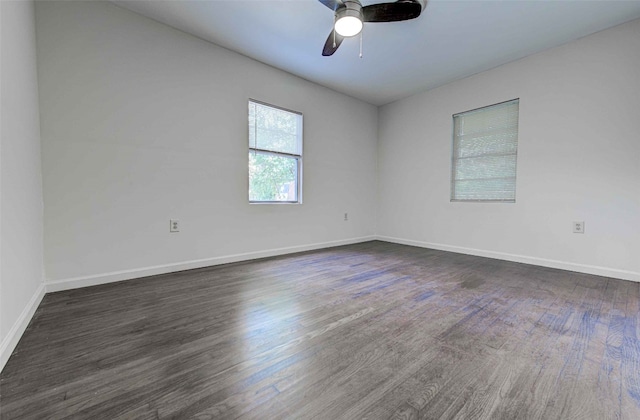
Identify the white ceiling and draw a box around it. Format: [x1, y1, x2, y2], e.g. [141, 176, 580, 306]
[112, 0, 640, 106]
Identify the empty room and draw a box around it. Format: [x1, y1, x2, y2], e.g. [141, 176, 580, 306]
[1, 0, 640, 418]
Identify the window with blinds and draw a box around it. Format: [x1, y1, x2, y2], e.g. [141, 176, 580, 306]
[451, 99, 519, 202]
[248, 100, 303, 203]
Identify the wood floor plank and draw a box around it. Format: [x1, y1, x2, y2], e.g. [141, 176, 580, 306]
[1, 241, 639, 419]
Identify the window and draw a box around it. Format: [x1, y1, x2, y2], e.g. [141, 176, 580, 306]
[451, 99, 519, 202]
[248, 100, 303, 203]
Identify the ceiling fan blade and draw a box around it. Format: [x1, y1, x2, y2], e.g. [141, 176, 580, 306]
[362, 0, 423, 23]
[318, 0, 345, 12]
[322, 29, 345, 56]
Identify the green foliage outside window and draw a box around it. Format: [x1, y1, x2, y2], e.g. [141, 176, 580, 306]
[249, 153, 297, 201]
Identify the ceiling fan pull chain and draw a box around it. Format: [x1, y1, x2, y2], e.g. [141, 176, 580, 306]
[333, 16, 337, 48]
[359, 30, 363, 58]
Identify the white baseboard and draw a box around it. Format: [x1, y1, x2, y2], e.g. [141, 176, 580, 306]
[45, 236, 377, 293]
[45, 234, 640, 292]
[377, 235, 640, 283]
[0, 283, 46, 373]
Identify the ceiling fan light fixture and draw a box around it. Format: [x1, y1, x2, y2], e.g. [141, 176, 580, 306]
[321, 0, 423, 56]
[335, 15, 362, 37]
[334, 3, 363, 37]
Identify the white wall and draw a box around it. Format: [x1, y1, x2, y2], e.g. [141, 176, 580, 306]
[0, 0, 45, 370]
[378, 18, 640, 281]
[35, 1, 378, 288]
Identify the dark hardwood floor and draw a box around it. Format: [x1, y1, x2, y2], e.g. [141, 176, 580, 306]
[1, 241, 639, 419]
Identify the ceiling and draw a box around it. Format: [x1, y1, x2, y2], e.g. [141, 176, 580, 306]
[112, 0, 640, 106]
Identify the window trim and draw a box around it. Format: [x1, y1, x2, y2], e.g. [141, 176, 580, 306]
[248, 99, 303, 204]
[451, 98, 519, 120]
[450, 98, 519, 203]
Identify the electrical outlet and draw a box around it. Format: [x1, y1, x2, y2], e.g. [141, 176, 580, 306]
[344, 213, 348, 221]
[170, 219, 180, 233]
[573, 221, 584, 234]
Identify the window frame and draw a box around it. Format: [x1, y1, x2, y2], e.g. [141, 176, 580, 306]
[450, 98, 520, 203]
[248, 99, 303, 204]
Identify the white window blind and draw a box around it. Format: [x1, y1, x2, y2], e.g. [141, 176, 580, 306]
[451, 99, 519, 202]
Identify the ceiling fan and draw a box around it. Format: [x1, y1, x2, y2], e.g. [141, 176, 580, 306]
[318, 0, 424, 56]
